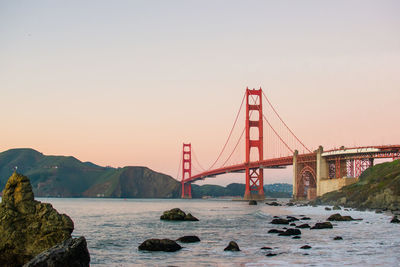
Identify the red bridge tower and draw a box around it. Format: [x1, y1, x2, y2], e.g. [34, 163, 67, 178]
[181, 143, 192, 198]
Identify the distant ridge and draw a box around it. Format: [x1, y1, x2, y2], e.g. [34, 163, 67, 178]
[0, 148, 293, 198]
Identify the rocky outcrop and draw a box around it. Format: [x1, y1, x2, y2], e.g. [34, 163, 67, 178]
[160, 208, 199, 221]
[327, 213, 361, 221]
[278, 228, 301, 236]
[296, 224, 310, 229]
[224, 241, 240, 251]
[310, 222, 333, 229]
[138, 239, 182, 252]
[176, 236, 200, 243]
[23, 237, 90, 267]
[390, 216, 400, 223]
[270, 218, 290, 225]
[0, 173, 88, 267]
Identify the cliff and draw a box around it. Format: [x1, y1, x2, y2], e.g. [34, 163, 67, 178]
[314, 160, 400, 210]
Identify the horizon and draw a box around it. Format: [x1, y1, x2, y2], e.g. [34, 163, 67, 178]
[1, 0, 399, 186]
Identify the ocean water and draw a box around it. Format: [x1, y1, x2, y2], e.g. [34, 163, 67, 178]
[39, 198, 399, 267]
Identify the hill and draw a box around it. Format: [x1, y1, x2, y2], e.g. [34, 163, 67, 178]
[0, 148, 180, 198]
[314, 160, 400, 210]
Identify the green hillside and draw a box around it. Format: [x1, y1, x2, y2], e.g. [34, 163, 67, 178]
[315, 160, 400, 210]
[0, 148, 180, 198]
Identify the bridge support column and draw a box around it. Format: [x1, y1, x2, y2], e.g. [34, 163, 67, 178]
[244, 88, 264, 200]
[316, 146, 329, 197]
[181, 143, 192, 199]
[292, 150, 298, 199]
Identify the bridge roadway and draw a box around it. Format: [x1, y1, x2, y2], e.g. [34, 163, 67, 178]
[183, 145, 400, 184]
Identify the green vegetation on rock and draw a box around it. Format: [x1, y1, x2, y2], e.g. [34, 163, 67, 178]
[315, 160, 400, 210]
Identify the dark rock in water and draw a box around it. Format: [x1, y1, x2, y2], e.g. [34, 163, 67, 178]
[278, 228, 301, 236]
[266, 253, 277, 257]
[325, 207, 332, 211]
[344, 209, 350, 211]
[375, 209, 383, 214]
[224, 241, 240, 251]
[261, 247, 272, 250]
[301, 217, 311, 220]
[184, 213, 199, 221]
[296, 224, 310, 229]
[160, 208, 198, 221]
[271, 218, 290, 225]
[292, 236, 301, 239]
[311, 222, 333, 229]
[23, 237, 90, 267]
[0, 173, 75, 267]
[287, 216, 299, 222]
[266, 202, 281, 206]
[138, 239, 182, 252]
[268, 229, 284, 234]
[332, 205, 341, 210]
[327, 213, 361, 221]
[390, 216, 400, 223]
[249, 200, 257, 205]
[273, 216, 280, 218]
[176, 236, 200, 243]
[300, 245, 312, 249]
[334, 236, 343, 240]
[290, 223, 296, 226]
[286, 202, 294, 206]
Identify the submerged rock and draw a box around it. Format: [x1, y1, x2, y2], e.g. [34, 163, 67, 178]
[0, 173, 77, 267]
[268, 229, 284, 234]
[23, 237, 90, 267]
[327, 213, 361, 221]
[261, 246, 272, 250]
[292, 236, 301, 239]
[311, 222, 333, 229]
[249, 200, 257, 205]
[300, 217, 311, 220]
[266, 202, 281, 206]
[300, 245, 312, 249]
[271, 218, 290, 225]
[325, 207, 332, 211]
[278, 228, 301, 236]
[160, 208, 199, 221]
[287, 216, 299, 222]
[390, 216, 400, 223]
[138, 239, 182, 252]
[296, 224, 310, 229]
[224, 241, 240, 251]
[266, 253, 277, 257]
[176, 236, 200, 243]
[332, 205, 342, 210]
[334, 236, 343, 240]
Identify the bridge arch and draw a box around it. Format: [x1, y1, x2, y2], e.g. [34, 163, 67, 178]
[297, 166, 316, 200]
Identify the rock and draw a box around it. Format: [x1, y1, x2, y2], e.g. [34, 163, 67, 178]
[138, 239, 182, 252]
[249, 200, 257, 205]
[23, 237, 90, 267]
[224, 241, 240, 251]
[334, 236, 343, 240]
[0, 173, 75, 267]
[290, 223, 296, 226]
[311, 222, 333, 229]
[176, 236, 200, 243]
[184, 213, 199, 221]
[300, 245, 312, 249]
[261, 247, 272, 250]
[268, 229, 284, 234]
[296, 224, 310, 229]
[390, 216, 400, 223]
[286, 202, 294, 206]
[266, 202, 281, 206]
[327, 213, 361, 221]
[301, 217, 311, 220]
[266, 253, 277, 257]
[292, 236, 301, 239]
[344, 209, 350, 211]
[278, 228, 301, 236]
[160, 208, 198, 221]
[332, 205, 341, 210]
[325, 207, 331, 211]
[271, 218, 290, 225]
[375, 209, 383, 214]
[287, 216, 299, 222]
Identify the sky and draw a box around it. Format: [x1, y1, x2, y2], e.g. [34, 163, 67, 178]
[1, 0, 399, 185]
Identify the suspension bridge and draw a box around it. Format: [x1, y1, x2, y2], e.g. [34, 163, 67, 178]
[177, 88, 400, 200]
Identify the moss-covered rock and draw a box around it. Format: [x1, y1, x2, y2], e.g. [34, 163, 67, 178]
[0, 173, 74, 267]
[160, 208, 199, 221]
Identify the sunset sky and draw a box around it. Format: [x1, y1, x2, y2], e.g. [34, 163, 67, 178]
[1, 0, 399, 185]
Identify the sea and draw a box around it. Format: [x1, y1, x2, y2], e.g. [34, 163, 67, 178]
[37, 198, 399, 266]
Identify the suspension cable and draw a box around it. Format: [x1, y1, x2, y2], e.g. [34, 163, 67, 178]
[262, 90, 311, 153]
[176, 154, 182, 180]
[207, 91, 246, 170]
[221, 127, 245, 167]
[192, 147, 206, 172]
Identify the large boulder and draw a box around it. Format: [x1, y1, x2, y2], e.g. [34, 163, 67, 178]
[270, 218, 290, 225]
[224, 241, 240, 251]
[138, 239, 182, 252]
[327, 213, 361, 221]
[310, 222, 333, 229]
[278, 228, 301, 236]
[160, 208, 199, 221]
[176, 236, 200, 243]
[23, 237, 90, 267]
[0, 173, 76, 267]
